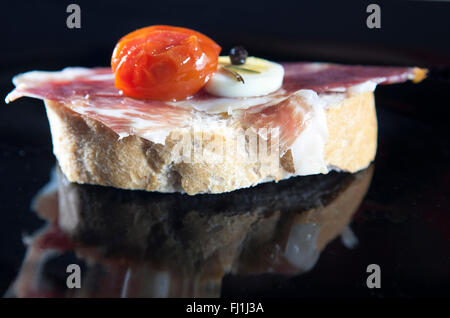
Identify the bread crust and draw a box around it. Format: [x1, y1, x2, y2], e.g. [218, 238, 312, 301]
[44, 91, 377, 194]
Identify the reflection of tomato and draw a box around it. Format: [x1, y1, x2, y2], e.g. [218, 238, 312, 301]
[111, 25, 221, 101]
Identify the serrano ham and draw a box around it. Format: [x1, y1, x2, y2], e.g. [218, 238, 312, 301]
[5, 63, 422, 148]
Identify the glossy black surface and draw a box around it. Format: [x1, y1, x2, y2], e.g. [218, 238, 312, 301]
[1, 0, 450, 298]
[5, 166, 372, 297]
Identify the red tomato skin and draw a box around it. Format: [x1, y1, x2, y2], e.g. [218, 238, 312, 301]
[111, 25, 221, 101]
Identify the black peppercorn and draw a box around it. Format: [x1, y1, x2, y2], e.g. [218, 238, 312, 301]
[229, 46, 248, 65]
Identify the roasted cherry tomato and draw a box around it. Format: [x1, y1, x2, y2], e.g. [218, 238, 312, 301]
[111, 25, 221, 101]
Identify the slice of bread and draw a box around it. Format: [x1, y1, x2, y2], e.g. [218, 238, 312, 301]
[44, 91, 376, 195]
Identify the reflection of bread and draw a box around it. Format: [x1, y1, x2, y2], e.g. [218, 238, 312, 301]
[57, 165, 373, 276]
[45, 91, 376, 194]
[236, 165, 373, 275]
[13, 165, 373, 298]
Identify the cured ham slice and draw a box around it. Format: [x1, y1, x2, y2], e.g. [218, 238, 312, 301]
[6, 68, 193, 143]
[5, 63, 422, 148]
[281, 62, 424, 92]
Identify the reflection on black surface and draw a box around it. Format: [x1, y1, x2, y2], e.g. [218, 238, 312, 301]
[10, 166, 373, 297]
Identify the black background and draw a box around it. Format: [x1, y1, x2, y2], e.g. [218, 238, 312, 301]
[1, 0, 450, 68]
[0, 0, 450, 298]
